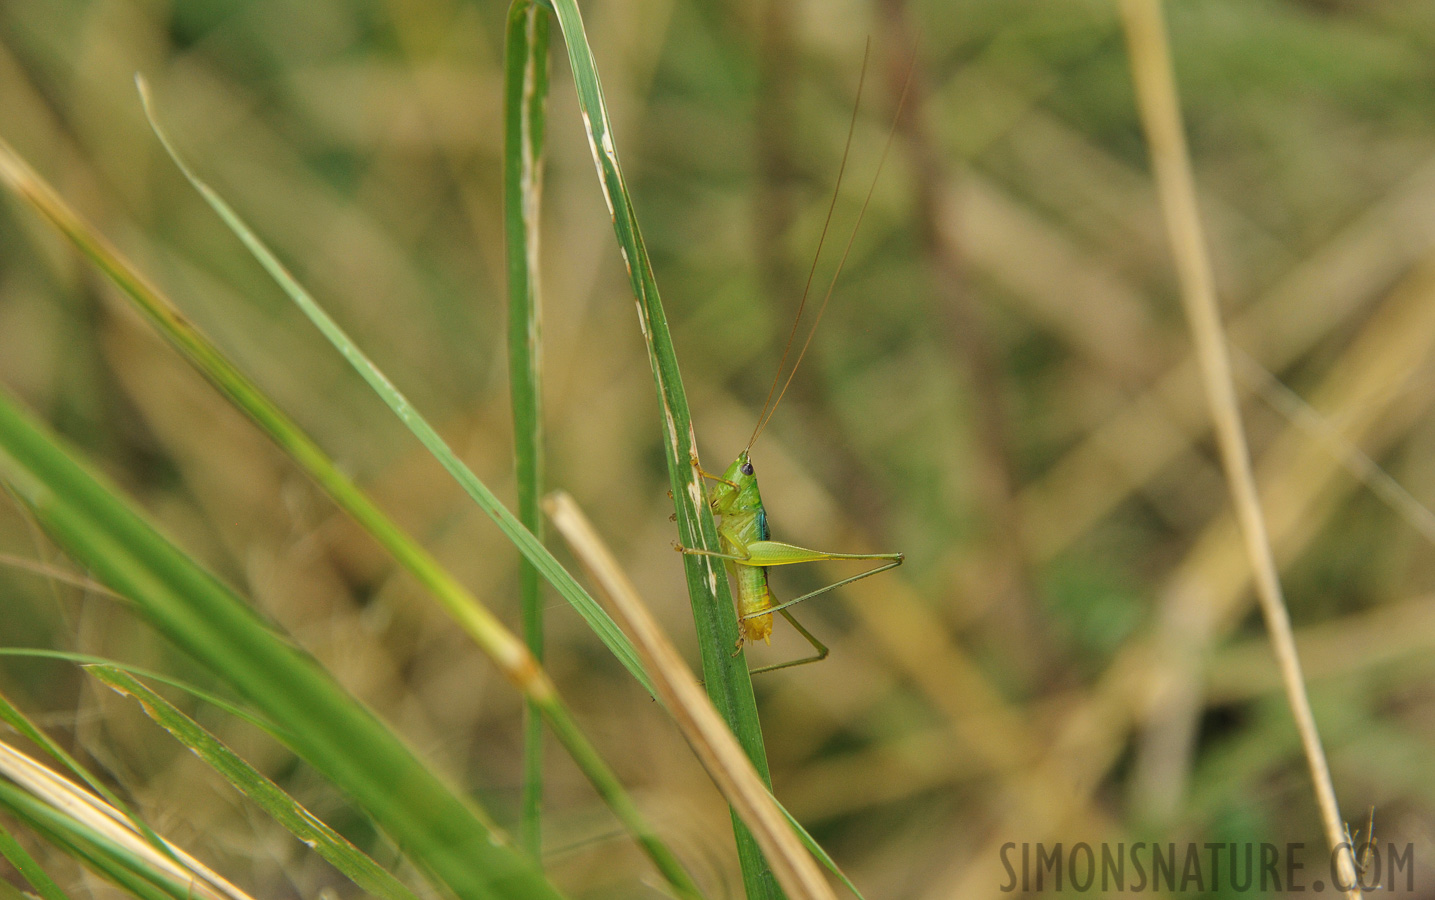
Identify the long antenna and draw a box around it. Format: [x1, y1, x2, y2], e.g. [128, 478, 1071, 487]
[746, 45, 916, 452]
[746, 41, 872, 451]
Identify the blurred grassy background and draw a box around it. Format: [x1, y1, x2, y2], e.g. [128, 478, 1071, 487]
[3, 0, 1435, 897]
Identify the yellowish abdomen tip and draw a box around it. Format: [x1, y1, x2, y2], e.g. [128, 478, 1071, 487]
[741, 614, 774, 644]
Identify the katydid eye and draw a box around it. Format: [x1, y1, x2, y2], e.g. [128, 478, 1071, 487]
[740, 461, 754, 475]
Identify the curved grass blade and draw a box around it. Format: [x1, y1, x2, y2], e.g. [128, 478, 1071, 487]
[530, 1, 782, 895]
[0, 129, 702, 897]
[85, 666, 420, 900]
[0, 649, 279, 734]
[134, 87, 701, 898]
[0, 388, 563, 900]
[5, 651, 430, 895]
[0, 130, 638, 693]
[504, 0, 554, 860]
[129, 83, 650, 698]
[0, 126, 701, 898]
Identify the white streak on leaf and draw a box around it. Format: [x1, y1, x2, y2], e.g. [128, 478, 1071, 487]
[634, 298, 649, 338]
[578, 111, 617, 219]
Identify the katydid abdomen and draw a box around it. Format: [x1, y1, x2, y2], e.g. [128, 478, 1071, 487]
[733, 562, 775, 644]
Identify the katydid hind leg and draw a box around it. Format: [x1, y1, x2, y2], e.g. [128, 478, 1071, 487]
[740, 539, 904, 567]
[672, 542, 751, 563]
[747, 609, 830, 676]
[738, 555, 904, 619]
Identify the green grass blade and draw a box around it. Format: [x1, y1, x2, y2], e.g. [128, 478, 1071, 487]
[537, 1, 783, 895]
[0, 729, 255, 900]
[504, 0, 554, 861]
[0, 135, 614, 694]
[0, 388, 563, 900]
[0, 649, 280, 734]
[0, 816, 69, 900]
[0, 875, 42, 900]
[0, 131, 700, 898]
[3, 638, 864, 894]
[134, 88, 702, 898]
[85, 666, 421, 900]
[129, 84, 651, 698]
[780, 814, 864, 899]
[0, 687, 176, 866]
[0, 779, 194, 900]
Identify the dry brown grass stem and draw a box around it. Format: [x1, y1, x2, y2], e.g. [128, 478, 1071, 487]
[544, 491, 837, 900]
[1014, 152, 1435, 565]
[1119, 0, 1361, 895]
[1134, 255, 1435, 815]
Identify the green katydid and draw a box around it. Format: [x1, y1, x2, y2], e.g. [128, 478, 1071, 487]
[676, 46, 910, 675]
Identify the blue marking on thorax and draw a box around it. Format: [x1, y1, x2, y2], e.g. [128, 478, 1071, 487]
[756, 507, 769, 542]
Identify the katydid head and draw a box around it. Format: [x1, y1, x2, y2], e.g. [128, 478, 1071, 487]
[742, 41, 914, 458]
[714, 450, 763, 511]
[720, 450, 757, 490]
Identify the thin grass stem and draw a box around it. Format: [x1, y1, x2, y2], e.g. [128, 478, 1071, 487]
[1119, 2, 1361, 895]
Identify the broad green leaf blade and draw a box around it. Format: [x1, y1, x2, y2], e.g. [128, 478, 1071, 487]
[503, 0, 554, 860]
[86, 666, 421, 900]
[0, 387, 563, 900]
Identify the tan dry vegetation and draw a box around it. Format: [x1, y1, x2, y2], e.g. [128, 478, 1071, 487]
[1, 0, 1433, 897]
